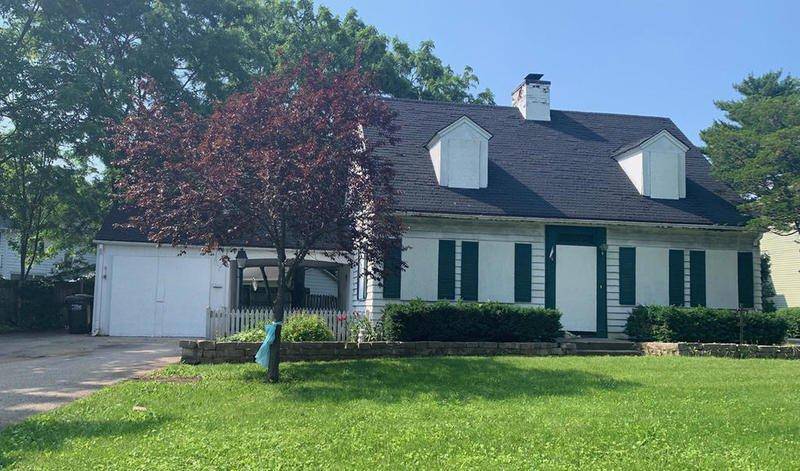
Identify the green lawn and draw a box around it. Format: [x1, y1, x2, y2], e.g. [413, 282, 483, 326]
[1, 356, 798, 469]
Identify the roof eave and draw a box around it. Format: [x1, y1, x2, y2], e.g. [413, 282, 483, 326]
[396, 211, 751, 232]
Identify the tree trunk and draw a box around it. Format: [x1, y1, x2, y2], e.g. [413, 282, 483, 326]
[267, 248, 286, 382]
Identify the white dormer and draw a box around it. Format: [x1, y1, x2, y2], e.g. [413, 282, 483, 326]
[614, 130, 689, 200]
[426, 116, 491, 189]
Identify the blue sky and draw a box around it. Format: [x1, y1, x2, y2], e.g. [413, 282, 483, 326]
[322, 0, 799, 145]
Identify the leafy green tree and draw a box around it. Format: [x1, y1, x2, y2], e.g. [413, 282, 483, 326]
[701, 71, 800, 234]
[0, 131, 100, 324]
[0, 1, 492, 318]
[0, 0, 492, 262]
[2, 0, 493, 167]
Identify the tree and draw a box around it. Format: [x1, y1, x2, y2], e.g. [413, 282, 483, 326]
[2, 0, 493, 169]
[0, 131, 99, 324]
[701, 71, 800, 234]
[1, 0, 490, 280]
[112, 56, 403, 382]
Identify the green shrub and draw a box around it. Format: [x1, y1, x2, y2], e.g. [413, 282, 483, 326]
[219, 325, 266, 342]
[349, 312, 384, 342]
[218, 315, 335, 343]
[281, 314, 334, 342]
[624, 305, 673, 341]
[777, 308, 800, 338]
[382, 300, 562, 342]
[624, 305, 788, 345]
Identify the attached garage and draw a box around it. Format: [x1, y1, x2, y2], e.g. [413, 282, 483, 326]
[92, 241, 349, 337]
[93, 243, 230, 338]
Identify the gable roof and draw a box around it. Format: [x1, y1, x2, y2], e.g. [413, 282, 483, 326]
[97, 97, 748, 244]
[613, 129, 689, 157]
[425, 115, 492, 149]
[377, 98, 746, 227]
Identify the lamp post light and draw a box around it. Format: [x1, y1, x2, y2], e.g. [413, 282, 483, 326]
[235, 249, 248, 308]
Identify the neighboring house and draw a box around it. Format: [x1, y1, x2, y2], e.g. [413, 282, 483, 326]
[92, 73, 761, 338]
[0, 220, 65, 280]
[761, 230, 800, 308]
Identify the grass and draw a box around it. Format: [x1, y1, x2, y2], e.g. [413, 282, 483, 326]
[1, 356, 798, 469]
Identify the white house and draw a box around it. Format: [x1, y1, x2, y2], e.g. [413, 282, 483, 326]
[92, 73, 761, 338]
[761, 230, 799, 308]
[0, 219, 72, 279]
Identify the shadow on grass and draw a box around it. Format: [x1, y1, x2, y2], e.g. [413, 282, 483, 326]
[242, 357, 639, 403]
[0, 415, 170, 467]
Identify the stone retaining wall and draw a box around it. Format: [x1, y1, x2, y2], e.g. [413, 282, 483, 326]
[180, 340, 800, 364]
[179, 340, 572, 364]
[640, 342, 800, 359]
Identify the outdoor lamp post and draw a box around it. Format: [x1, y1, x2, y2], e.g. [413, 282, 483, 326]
[235, 249, 248, 308]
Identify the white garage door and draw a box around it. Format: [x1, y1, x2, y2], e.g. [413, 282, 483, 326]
[158, 257, 211, 337]
[108, 255, 212, 337]
[109, 256, 158, 336]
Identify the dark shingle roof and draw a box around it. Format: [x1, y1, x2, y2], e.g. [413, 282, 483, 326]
[378, 97, 745, 227]
[97, 97, 746, 243]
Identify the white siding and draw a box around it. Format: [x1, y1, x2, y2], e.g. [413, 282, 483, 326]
[646, 135, 684, 200]
[304, 268, 338, 296]
[606, 225, 759, 335]
[350, 216, 761, 336]
[352, 217, 545, 317]
[762, 231, 800, 308]
[616, 151, 644, 194]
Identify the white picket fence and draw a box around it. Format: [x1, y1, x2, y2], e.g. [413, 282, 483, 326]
[206, 306, 351, 341]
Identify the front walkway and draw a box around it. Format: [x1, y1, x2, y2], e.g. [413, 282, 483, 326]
[0, 332, 179, 428]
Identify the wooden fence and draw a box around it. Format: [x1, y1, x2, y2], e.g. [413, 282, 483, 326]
[206, 306, 351, 341]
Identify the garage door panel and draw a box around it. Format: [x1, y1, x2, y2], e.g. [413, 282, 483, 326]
[109, 256, 157, 336]
[158, 257, 211, 337]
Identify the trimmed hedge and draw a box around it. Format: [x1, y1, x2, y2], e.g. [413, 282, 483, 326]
[383, 300, 562, 342]
[778, 308, 800, 338]
[625, 305, 788, 345]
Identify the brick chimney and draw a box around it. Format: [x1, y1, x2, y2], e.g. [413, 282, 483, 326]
[512, 73, 550, 121]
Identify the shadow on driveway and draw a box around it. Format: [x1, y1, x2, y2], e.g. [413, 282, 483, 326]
[0, 332, 179, 428]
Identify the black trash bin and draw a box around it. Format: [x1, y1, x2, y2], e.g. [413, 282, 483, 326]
[65, 294, 93, 334]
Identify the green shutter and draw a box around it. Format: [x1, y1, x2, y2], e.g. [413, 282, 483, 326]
[437, 240, 456, 300]
[514, 243, 532, 303]
[619, 247, 636, 305]
[669, 250, 685, 306]
[690, 250, 706, 307]
[460, 241, 479, 301]
[382, 241, 402, 299]
[738, 251, 754, 309]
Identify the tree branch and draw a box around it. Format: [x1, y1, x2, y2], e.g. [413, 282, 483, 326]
[13, 1, 41, 51]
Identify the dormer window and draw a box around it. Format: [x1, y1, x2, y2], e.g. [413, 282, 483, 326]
[614, 130, 689, 200]
[426, 116, 491, 189]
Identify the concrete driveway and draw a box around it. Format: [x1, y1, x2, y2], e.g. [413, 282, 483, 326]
[0, 332, 180, 428]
